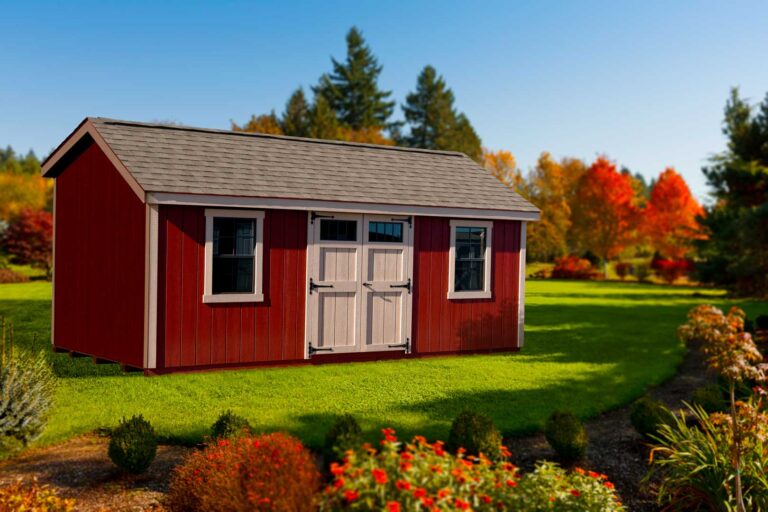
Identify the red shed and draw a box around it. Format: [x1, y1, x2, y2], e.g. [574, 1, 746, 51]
[42, 118, 539, 373]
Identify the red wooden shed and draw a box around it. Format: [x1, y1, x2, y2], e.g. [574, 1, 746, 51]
[42, 118, 539, 373]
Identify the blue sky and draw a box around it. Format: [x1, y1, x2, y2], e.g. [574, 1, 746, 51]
[2, 1, 767, 201]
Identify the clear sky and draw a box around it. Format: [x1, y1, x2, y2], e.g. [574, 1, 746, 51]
[2, 0, 767, 201]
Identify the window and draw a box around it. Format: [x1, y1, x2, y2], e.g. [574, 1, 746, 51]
[368, 221, 403, 243]
[203, 209, 264, 303]
[320, 219, 357, 241]
[448, 220, 493, 299]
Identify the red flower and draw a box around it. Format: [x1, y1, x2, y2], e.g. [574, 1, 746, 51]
[382, 428, 398, 442]
[422, 497, 434, 506]
[396, 480, 411, 491]
[455, 498, 470, 509]
[430, 465, 443, 474]
[413, 488, 427, 498]
[400, 452, 414, 461]
[604, 481, 615, 489]
[506, 479, 517, 487]
[437, 488, 451, 499]
[334, 478, 345, 489]
[218, 439, 230, 447]
[400, 461, 412, 471]
[481, 495, 492, 504]
[588, 471, 600, 479]
[570, 489, 581, 497]
[330, 462, 345, 476]
[387, 502, 401, 512]
[372, 468, 388, 485]
[344, 489, 359, 502]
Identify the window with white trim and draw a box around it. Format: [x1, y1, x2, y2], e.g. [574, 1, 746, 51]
[203, 209, 264, 303]
[448, 220, 493, 299]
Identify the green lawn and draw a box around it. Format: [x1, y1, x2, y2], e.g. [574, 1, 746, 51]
[1, 280, 764, 450]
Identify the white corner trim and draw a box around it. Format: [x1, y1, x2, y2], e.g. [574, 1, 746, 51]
[303, 211, 313, 360]
[145, 203, 159, 369]
[147, 192, 541, 222]
[203, 208, 265, 304]
[517, 221, 527, 348]
[447, 219, 493, 300]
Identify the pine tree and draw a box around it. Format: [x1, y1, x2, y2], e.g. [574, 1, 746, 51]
[401, 66, 482, 161]
[314, 27, 394, 130]
[308, 95, 341, 140]
[281, 88, 311, 137]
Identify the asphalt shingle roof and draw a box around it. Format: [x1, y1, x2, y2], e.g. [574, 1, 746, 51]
[88, 118, 538, 213]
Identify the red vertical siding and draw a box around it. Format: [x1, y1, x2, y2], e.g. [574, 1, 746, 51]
[411, 217, 521, 354]
[53, 142, 146, 368]
[157, 206, 307, 369]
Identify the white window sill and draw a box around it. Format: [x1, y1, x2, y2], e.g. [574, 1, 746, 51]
[447, 290, 492, 300]
[203, 293, 265, 304]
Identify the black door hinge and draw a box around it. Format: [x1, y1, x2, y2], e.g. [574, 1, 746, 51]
[309, 278, 334, 294]
[308, 343, 334, 356]
[389, 278, 411, 294]
[387, 338, 410, 352]
[311, 212, 335, 224]
[390, 216, 412, 227]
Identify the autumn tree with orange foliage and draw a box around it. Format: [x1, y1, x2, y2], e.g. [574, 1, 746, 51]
[643, 168, 704, 259]
[570, 157, 638, 272]
[483, 150, 524, 189]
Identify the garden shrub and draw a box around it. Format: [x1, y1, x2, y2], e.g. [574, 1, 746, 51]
[108, 415, 158, 474]
[0, 268, 28, 284]
[690, 385, 726, 413]
[650, 257, 693, 284]
[551, 255, 596, 280]
[166, 432, 319, 512]
[210, 410, 251, 440]
[614, 261, 631, 280]
[649, 404, 768, 511]
[0, 480, 74, 511]
[319, 428, 624, 511]
[447, 410, 503, 460]
[635, 262, 651, 282]
[324, 414, 363, 461]
[543, 410, 588, 463]
[629, 396, 674, 439]
[0, 337, 56, 447]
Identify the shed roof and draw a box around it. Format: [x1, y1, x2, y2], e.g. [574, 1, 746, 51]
[43, 117, 539, 215]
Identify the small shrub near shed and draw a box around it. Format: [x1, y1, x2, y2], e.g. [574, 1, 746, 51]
[551, 255, 597, 280]
[166, 432, 319, 512]
[447, 410, 503, 461]
[690, 385, 726, 413]
[629, 396, 674, 439]
[209, 410, 251, 440]
[323, 414, 363, 461]
[543, 410, 588, 463]
[108, 415, 158, 474]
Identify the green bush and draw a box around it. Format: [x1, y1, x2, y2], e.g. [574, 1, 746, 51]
[649, 404, 768, 511]
[691, 385, 726, 413]
[446, 410, 503, 460]
[210, 410, 251, 440]
[635, 263, 651, 282]
[630, 396, 674, 439]
[544, 410, 588, 463]
[0, 336, 56, 448]
[323, 414, 362, 461]
[108, 415, 158, 473]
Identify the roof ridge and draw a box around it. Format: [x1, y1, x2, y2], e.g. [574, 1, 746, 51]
[91, 117, 467, 158]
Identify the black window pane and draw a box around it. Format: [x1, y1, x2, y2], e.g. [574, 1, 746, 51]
[320, 219, 357, 241]
[455, 260, 484, 291]
[212, 217, 256, 294]
[212, 257, 254, 294]
[454, 226, 487, 292]
[368, 222, 403, 243]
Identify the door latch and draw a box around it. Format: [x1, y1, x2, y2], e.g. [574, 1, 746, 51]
[308, 343, 334, 356]
[389, 278, 411, 294]
[309, 278, 334, 294]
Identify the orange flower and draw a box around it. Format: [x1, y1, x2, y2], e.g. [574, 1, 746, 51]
[506, 479, 517, 487]
[217, 439, 230, 447]
[574, 467, 586, 475]
[396, 480, 411, 491]
[387, 502, 401, 512]
[437, 488, 451, 499]
[588, 471, 600, 479]
[604, 481, 615, 489]
[344, 489, 359, 502]
[372, 468, 388, 485]
[400, 461, 412, 471]
[430, 465, 443, 474]
[330, 462, 345, 476]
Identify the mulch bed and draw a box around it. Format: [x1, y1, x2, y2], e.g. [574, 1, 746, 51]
[0, 345, 713, 511]
[505, 343, 713, 511]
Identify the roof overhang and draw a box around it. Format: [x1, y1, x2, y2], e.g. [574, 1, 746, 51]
[41, 118, 146, 202]
[147, 192, 541, 222]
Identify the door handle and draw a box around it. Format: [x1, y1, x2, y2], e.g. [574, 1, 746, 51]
[363, 282, 373, 287]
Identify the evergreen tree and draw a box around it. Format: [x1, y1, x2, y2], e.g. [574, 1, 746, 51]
[314, 27, 394, 130]
[281, 88, 311, 137]
[697, 88, 768, 295]
[400, 66, 482, 161]
[308, 95, 341, 141]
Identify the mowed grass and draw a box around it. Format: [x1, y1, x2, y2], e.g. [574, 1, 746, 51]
[1, 280, 765, 450]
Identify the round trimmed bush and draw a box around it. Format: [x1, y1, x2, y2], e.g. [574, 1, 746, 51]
[324, 414, 363, 461]
[543, 410, 587, 463]
[691, 385, 726, 413]
[166, 432, 320, 512]
[629, 396, 674, 439]
[108, 415, 157, 473]
[446, 410, 503, 460]
[210, 410, 251, 440]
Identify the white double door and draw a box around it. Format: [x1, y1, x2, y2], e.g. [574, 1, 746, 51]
[307, 213, 412, 355]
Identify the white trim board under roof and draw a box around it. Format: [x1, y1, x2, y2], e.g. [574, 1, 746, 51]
[42, 117, 540, 217]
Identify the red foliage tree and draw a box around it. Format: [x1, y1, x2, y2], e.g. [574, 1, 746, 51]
[1, 209, 53, 278]
[570, 157, 639, 270]
[643, 168, 704, 259]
